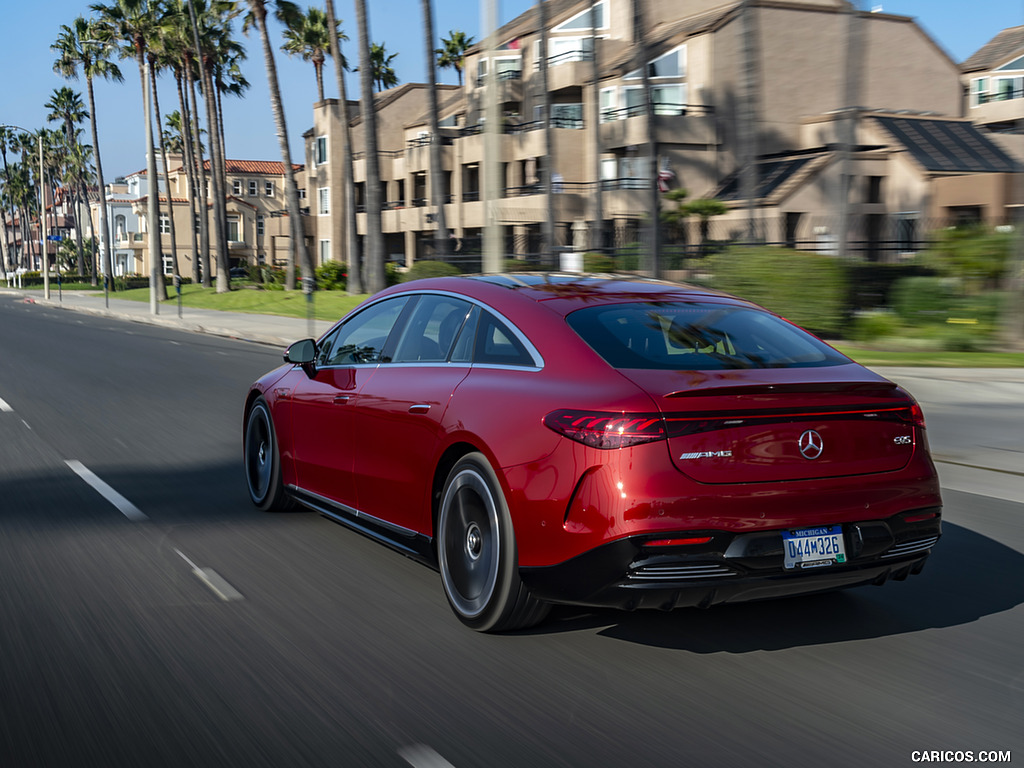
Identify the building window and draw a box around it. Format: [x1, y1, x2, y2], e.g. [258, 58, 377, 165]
[159, 214, 170, 234]
[115, 214, 127, 240]
[232, 179, 242, 195]
[315, 136, 328, 165]
[162, 254, 174, 275]
[971, 77, 989, 107]
[546, 103, 584, 129]
[652, 84, 686, 115]
[248, 180, 258, 196]
[227, 215, 241, 242]
[600, 88, 618, 122]
[626, 45, 686, 80]
[318, 187, 330, 215]
[264, 181, 274, 197]
[257, 215, 265, 237]
[552, 0, 605, 31]
[298, 188, 307, 200]
[319, 239, 331, 265]
[866, 176, 883, 204]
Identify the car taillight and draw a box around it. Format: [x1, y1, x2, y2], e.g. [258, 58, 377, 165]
[544, 410, 666, 449]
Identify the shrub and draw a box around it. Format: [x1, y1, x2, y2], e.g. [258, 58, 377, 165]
[890, 276, 954, 324]
[316, 259, 347, 291]
[583, 253, 617, 273]
[921, 225, 1014, 293]
[702, 246, 849, 336]
[850, 311, 901, 343]
[399, 260, 462, 283]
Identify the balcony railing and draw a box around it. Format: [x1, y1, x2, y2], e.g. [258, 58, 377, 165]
[977, 88, 1024, 104]
[601, 103, 714, 121]
[475, 69, 523, 87]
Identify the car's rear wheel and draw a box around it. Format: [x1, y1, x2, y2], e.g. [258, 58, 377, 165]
[244, 396, 293, 511]
[437, 453, 549, 632]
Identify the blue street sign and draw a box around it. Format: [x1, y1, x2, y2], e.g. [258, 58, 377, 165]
[46, 235, 62, 242]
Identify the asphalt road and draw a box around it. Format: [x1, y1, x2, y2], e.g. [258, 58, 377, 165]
[0, 293, 1021, 768]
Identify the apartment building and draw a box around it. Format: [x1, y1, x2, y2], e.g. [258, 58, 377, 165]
[963, 24, 1024, 135]
[89, 157, 308, 278]
[308, 0, 999, 266]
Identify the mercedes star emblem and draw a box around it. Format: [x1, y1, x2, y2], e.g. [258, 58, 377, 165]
[798, 429, 824, 460]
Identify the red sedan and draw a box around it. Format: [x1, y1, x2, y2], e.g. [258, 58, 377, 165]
[243, 274, 941, 632]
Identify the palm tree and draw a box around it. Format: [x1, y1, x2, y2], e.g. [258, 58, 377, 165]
[44, 87, 90, 278]
[52, 16, 123, 287]
[189, 0, 240, 292]
[1, 127, 26, 271]
[282, 5, 340, 103]
[435, 30, 472, 86]
[421, 0, 447, 260]
[324, 0, 361, 293]
[242, 0, 313, 290]
[354, 0, 385, 292]
[91, 0, 166, 305]
[365, 41, 398, 92]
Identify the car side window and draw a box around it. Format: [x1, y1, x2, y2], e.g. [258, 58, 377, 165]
[317, 297, 409, 366]
[391, 295, 473, 363]
[474, 311, 535, 367]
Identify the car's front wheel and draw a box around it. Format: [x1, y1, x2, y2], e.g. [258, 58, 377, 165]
[244, 396, 293, 511]
[437, 453, 549, 632]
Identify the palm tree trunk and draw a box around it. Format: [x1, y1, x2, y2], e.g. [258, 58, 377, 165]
[186, 66, 211, 286]
[176, 72, 202, 284]
[139, 50, 165, 308]
[202, 59, 230, 292]
[538, 0, 555, 265]
[355, 0, 385, 293]
[251, 1, 312, 290]
[589, 0, 603, 252]
[151, 57, 181, 280]
[422, 0, 448, 261]
[325, 0, 362, 294]
[633, 0, 660, 276]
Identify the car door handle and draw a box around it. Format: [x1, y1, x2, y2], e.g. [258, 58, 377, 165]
[333, 394, 351, 404]
[408, 404, 431, 414]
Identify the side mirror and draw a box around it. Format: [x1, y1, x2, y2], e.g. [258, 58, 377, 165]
[284, 338, 317, 366]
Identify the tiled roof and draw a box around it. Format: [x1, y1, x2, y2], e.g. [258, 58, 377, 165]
[202, 159, 303, 175]
[962, 25, 1024, 72]
[873, 116, 1019, 173]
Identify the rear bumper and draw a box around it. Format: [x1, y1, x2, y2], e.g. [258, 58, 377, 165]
[519, 509, 940, 611]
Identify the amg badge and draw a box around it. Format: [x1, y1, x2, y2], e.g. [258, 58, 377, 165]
[678, 450, 733, 460]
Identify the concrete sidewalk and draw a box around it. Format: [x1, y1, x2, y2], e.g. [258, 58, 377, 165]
[5, 285, 1023, 503]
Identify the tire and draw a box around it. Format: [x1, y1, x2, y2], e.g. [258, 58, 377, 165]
[437, 453, 549, 632]
[244, 397, 293, 511]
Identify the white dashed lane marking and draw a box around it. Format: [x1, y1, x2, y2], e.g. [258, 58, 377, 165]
[398, 745, 456, 768]
[174, 549, 244, 601]
[0, 396, 12, 412]
[64, 460, 149, 522]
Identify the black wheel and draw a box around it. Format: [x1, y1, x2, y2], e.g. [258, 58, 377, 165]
[437, 453, 549, 632]
[244, 396, 293, 511]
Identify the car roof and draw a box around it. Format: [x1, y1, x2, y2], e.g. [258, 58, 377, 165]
[391, 273, 745, 318]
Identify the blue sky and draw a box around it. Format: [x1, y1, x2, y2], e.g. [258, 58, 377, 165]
[1, 0, 1021, 180]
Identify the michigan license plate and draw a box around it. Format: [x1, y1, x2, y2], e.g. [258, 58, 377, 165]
[782, 525, 847, 570]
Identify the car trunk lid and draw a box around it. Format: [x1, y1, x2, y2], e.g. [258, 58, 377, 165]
[619, 366, 920, 484]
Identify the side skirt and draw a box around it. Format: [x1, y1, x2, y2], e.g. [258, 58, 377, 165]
[288, 486, 437, 569]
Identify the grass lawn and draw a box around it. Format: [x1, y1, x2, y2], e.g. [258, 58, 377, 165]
[113, 282, 369, 321]
[832, 344, 1024, 368]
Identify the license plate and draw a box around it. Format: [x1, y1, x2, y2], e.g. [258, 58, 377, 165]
[782, 525, 847, 570]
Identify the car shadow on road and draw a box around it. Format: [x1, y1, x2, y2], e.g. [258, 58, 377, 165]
[533, 522, 1024, 652]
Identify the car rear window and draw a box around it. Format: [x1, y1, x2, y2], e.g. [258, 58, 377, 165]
[566, 302, 849, 370]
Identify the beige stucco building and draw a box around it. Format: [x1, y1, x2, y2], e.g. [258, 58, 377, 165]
[89, 157, 308, 278]
[306, 0, 1018, 269]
